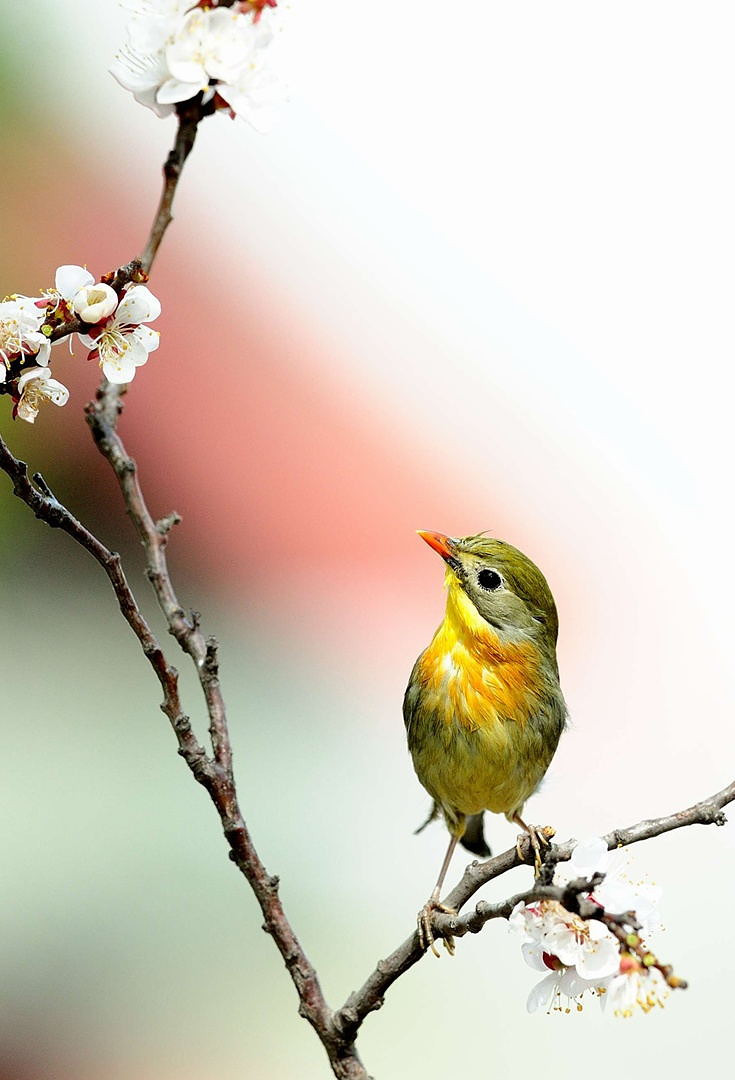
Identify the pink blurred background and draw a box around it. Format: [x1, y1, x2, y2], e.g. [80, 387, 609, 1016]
[2, 2, 735, 1078]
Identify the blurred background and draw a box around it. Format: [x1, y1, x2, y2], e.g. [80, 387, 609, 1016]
[2, 1, 735, 1077]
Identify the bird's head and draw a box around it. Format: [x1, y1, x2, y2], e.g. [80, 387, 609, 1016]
[417, 530, 559, 651]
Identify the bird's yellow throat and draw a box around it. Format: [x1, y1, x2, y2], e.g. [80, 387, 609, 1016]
[415, 567, 545, 731]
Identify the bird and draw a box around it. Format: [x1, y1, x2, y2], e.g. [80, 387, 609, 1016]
[403, 530, 567, 955]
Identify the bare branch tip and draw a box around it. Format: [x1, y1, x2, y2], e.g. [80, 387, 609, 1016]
[204, 637, 220, 674]
[31, 472, 56, 499]
[156, 511, 182, 536]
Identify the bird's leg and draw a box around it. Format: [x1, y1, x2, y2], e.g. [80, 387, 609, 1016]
[417, 833, 460, 957]
[513, 814, 556, 877]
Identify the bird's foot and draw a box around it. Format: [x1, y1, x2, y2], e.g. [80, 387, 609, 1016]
[515, 823, 556, 876]
[417, 895, 457, 957]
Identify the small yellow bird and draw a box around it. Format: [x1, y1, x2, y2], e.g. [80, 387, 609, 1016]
[404, 530, 567, 954]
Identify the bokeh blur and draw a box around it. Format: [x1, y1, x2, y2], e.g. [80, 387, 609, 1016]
[2, 2, 735, 1077]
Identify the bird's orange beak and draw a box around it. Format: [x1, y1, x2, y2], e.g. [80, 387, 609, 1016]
[417, 530, 456, 561]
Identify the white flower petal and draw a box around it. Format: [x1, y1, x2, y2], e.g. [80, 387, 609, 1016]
[16, 399, 39, 423]
[156, 77, 202, 104]
[73, 283, 119, 324]
[526, 972, 558, 1014]
[522, 942, 552, 973]
[165, 17, 209, 84]
[44, 378, 69, 407]
[17, 367, 47, 392]
[102, 354, 138, 384]
[575, 930, 620, 980]
[127, 15, 179, 55]
[205, 11, 258, 82]
[13, 295, 46, 323]
[508, 901, 542, 942]
[216, 65, 283, 133]
[111, 45, 169, 96]
[166, 55, 207, 84]
[55, 265, 94, 300]
[567, 837, 609, 878]
[34, 339, 51, 367]
[605, 970, 669, 1017]
[593, 879, 637, 915]
[15, 366, 69, 422]
[558, 967, 595, 1000]
[123, 337, 149, 369]
[542, 925, 581, 968]
[129, 325, 160, 357]
[114, 285, 161, 326]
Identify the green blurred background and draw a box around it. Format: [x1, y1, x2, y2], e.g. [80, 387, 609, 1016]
[2, 3, 735, 1078]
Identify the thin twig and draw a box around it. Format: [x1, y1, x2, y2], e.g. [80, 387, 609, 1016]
[141, 96, 208, 274]
[84, 385, 233, 771]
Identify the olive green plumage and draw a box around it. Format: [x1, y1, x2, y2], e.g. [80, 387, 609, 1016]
[404, 533, 567, 856]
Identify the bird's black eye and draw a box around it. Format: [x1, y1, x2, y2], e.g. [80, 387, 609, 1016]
[478, 568, 503, 591]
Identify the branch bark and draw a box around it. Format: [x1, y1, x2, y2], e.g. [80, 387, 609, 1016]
[0, 434, 360, 1075]
[141, 96, 208, 274]
[0, 435, 207, 776]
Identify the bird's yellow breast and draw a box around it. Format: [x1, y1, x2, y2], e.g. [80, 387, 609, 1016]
[405, 571, 558, 820]
[415, 571, 544, 730]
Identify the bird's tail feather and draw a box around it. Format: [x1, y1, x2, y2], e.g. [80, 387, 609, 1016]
[460, 812, 492, 858]
[414, 801, 440, 835]
[414, 805, 492, 859]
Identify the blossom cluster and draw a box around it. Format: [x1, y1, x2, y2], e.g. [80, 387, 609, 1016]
[510, 837, 669, 1017]
[112, 1, 281, 129]
[0, 266, 161, 423]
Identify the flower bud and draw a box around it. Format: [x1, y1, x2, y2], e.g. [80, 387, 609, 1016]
[73, 283, 118, 324]
[618, 952, 640, 974]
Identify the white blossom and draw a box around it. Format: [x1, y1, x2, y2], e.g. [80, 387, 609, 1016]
[15, 367, 69, 424]
[555, 837, 663, 940]
[526, 964, 605, 1015]
[53, 265, 95, 304]
[562, 835, 610, 878]
[0, 297, 51, 379]
[214, 31, 283, 132]
[72, 283, 119, 325]
[111, 43, 176, 118]
[112, 0, 281, 128]
[511, 898, 619, 990]
[510, 837, 668, 1017]
[112, 2, 196, 116]
[79, 284, 160, 384]
[604, 965, 669, 1017]
[158, 7, 257, 103]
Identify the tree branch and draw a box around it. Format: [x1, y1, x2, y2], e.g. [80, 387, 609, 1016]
[0, 434, 207, 777]
[333, 778, 734, 1038]
[141, 96, 209, 274]
[72, 105, 370, 1080]
[0, 428, 363, 1076]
